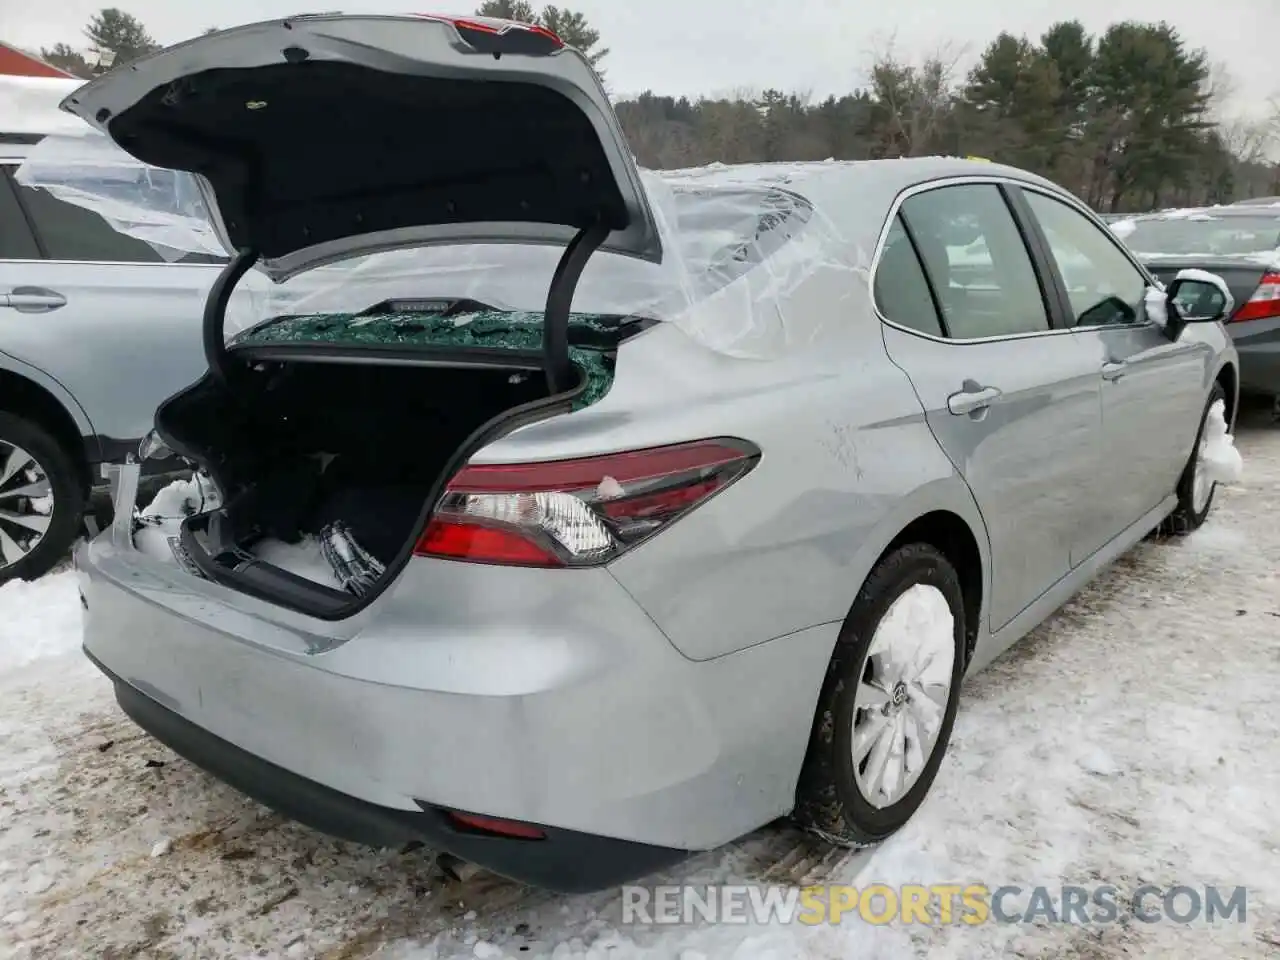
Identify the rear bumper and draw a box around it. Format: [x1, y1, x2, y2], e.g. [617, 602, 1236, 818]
[75, 533, 836, 888]
[1227, 317, 1280, 395]
[86, 648, 683, 892]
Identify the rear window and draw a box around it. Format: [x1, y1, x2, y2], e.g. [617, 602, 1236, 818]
[1118, 215, 1280, 257]
[247, 181, 816, 336]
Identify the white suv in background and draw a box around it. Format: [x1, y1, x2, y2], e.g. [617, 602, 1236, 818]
[0, 75, 223, 581]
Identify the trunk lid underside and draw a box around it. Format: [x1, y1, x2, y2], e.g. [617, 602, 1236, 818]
[59, 13, 664, 280]
[66, 14, 667, 620]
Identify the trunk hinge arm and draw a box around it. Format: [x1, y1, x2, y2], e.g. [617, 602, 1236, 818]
[204, 247, 260, 385]
[543, 221, 610, 394]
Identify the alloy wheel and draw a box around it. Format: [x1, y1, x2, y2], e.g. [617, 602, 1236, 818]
[850, 584, 956, 809]
[0, 440, 55, 571]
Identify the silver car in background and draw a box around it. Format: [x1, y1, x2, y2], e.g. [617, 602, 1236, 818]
[69, 15, 1237, 892]
[1, 75, 224, 581]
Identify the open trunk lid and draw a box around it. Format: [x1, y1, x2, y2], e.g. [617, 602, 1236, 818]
[55, 13, 663, 281]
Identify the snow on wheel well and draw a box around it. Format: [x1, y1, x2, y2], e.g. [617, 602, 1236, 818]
[885, 511, 982, 666]
[1215, 363, 1237, 428]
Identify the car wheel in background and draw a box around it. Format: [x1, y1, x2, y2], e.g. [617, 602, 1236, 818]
[1164, 382, 1227, 536]
[793, 543, 966, 847]
[0, 412, 86, 583]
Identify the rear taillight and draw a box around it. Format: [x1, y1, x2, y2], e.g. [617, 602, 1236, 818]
[414, 438, 760, 567]
[1231, 272, 1280, 322]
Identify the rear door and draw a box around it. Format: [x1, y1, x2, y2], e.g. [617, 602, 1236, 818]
[0, 160, 222, 452]
[1014, 187, 1208, 552]
[877, 181, 1102, 631]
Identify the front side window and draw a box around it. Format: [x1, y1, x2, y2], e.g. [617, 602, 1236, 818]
[900, 184, 1050, 339]
[1024, 190, 1147, 327]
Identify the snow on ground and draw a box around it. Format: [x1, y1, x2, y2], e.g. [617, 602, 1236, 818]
[2, 410, 1280, 958]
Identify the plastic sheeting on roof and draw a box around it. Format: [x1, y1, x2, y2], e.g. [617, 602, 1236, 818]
[16, 133, 865, 359]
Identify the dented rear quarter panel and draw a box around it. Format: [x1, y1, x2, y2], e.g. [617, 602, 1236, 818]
[484, 317, 987, 663]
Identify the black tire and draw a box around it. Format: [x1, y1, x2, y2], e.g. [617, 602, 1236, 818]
[0, 412, 85, 583]
[1163, 382, 1226, 536]
[794, 543, 966, 847]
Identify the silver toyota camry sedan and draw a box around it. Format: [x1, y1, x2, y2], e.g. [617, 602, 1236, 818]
[64, 14, 1238, 892]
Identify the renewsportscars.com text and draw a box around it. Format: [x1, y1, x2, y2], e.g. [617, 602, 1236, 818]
[621, 883, 1248, 926]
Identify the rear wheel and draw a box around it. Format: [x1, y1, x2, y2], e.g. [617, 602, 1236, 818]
[1164, 382, 1226, 536]
[0, 412, 85, 583]
[794, 543, 966, 847]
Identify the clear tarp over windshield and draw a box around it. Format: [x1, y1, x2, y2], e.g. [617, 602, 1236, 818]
[15, 132, 855, 358]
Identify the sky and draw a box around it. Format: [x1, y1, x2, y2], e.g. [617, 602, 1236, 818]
[2, 0, 1276, 121]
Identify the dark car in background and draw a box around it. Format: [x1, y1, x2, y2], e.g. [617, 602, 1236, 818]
[1110, 208, 1280, 401]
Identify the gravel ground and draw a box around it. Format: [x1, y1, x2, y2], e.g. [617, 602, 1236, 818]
[1, 404, 1277, 959]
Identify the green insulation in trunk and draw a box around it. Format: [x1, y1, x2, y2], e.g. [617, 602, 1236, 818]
[230, 310, 620, 410]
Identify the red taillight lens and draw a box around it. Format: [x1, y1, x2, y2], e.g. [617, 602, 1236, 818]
[414, 438, 760, 567]
[1231, 272, 1280, 322]
[446, 810, 546, 840]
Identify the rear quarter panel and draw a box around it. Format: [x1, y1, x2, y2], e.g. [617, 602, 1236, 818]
[484, 320, 989, 662]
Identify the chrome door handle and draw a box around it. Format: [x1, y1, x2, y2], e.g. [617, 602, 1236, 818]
[2, 287, 67, 312]
[1101, 361, 1127, 381]
[947, 385, 1003, 415]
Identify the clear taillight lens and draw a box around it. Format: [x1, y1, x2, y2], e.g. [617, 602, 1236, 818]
[414, 438, 760, 567]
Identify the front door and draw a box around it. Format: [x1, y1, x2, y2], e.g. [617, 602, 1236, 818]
[877, 182, 1102, 631]
[1015, 188, 1209, 557]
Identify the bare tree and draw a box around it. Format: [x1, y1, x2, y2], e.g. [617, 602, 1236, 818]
[1202, 59, 1237, 123]
[866, 40, 965, 157]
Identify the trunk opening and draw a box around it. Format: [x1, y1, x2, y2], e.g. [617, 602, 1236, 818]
[157, 358, 575, 617]
[143, 303, 648, 619]
[137, 205, 643, 619]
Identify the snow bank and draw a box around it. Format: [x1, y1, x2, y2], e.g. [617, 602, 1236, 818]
[1201, 399, 1243, 485]
[0, 572, 83, 675]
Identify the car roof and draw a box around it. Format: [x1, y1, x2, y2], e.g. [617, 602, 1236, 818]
[0, 75, 88, 138]
[651, 157, 1068, 255]
[656, 156, 1057, 195]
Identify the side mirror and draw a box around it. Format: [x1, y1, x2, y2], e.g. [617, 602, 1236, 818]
[1166, 269, 1234, 323]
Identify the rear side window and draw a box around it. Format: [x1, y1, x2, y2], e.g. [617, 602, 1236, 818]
[874, 215, 944, 336]
[11, 177, 170, 263]
[668, 186, 814, 298]
[0, 167, 40, 260]
[901, 184, 1050, 339]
